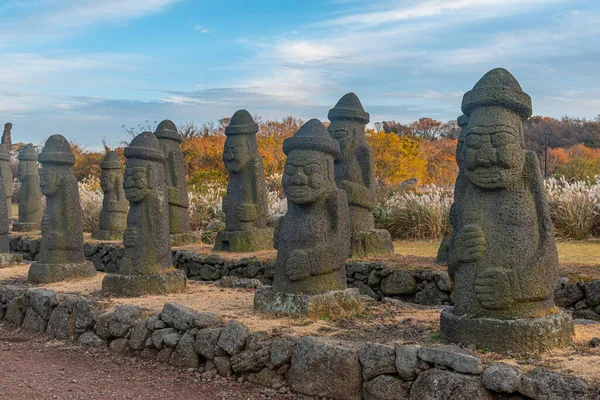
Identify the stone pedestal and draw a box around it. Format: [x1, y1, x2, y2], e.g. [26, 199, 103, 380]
[28, 261, 96, 284]
[440, 307, 573, 353]
[214, 228, 273, 252]
[12, 222, 40, 232]
[350, 229, 394, 258]
[254, 287, 363, 320]
[102, 269, 186, 297]
[0, 253, 23, 269]
[92, 230, 124, 241]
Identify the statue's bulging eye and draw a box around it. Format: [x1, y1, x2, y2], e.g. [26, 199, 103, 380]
[491, 132, 514, 148]
[304, 164, 320, 175]
[284, 165, 296, 175]
[466, 134, 482, 149]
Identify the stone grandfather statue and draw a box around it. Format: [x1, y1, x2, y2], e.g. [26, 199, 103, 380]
[153, 120, 192, 244]
[0, 145, 13, 218]
[13, 144, 43, 232]
[2, 123, 11, 150]
[254, 119, 362, 319]
[440, 68, 572, 352]
[214, 110, 272, 252]
[28, 135, 96, 283]
[327, 93, 393, 257]
[92, 151, 128, 240]
[0, 149, 22, 267]
[102, 132, 186, 296]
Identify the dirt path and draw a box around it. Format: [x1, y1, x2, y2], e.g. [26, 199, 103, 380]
[0, 325, 313, 400]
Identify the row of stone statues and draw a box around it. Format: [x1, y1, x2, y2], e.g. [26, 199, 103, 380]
[5, 67, 573, 353]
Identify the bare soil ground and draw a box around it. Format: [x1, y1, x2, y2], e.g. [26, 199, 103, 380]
[0, 324, 313, 400]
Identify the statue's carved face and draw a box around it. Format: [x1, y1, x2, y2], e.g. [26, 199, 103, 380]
[100, 171, 114, 192]
[463, 108, 525, 189]
[283, 150, 332, 205]
[328, 120, 358, 161]
[40, 168, 58, 196]
[124, 166, 150, 202]
[223, 136, 249, 173]
[17, 162, 28, 181]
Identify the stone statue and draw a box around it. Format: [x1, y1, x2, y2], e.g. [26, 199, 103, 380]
[102, 132, 186, 296]
[254, 119, 362, 319]
[28, 135, 96, 283]
[214, 110, 272, 252]
[440, 68, 573, 352]
[0, 146, 13, 218]
[2, 123, 11, 150]
[0, 146, 22, 267]
[328, 93, 394, 257]
[13, 144, 43, 232]
[92, 151, 128, 240]
[153, 121, 191, 242]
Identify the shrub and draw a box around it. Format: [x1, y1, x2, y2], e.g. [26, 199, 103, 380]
[383, 186, 452, 240]
[79, 176, 102, 233]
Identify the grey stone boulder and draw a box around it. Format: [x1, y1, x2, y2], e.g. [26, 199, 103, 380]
[409, 368, 493, 400]
[163, 332, 182, 348]
[152, 327, 178, 349]
[108, 305, 144, 338]
[396, 345, 428, 381]
[192, 312, 224, 330]
[230, 346, 270, 373]
[359, 342, 397, 381]
[555, 278, 585, 307]
[161, 302, 200, 331]
[78, 331, 106, 347]
[415, 282, 450, 305]
[170, 332, 199, 368]
[417, 345, 483, 374]
[195, 328, 222, 359]
[380, 270, 416, 295]
[482, 362, 522, 393]
[29, 289, 58, 319]
[245, 331, 272, 350]
[271, 336, 299, 367]
[22, 308, 46, 332]
[5, 294, 29, 325]
[214, 355, 233, 377]
[129, 321, 152, 351]
[434, 271, 452, 292]
[109, 338, 129, 354]
[520, 367, 592, 400]
[363, 374, 409, 400]
[157, 347, 174, 363]
[217, 320, 249, 355]
[584, 281, 600, 307]
[288, 336, 363, 400]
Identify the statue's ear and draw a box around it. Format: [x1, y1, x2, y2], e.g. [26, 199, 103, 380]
[146, 166, 154, 190]
[326, 159, 335, 182]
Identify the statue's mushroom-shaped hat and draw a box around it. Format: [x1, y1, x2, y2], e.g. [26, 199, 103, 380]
[100, 150, 123, 170]
[154, 119, 182, 143]
[283, 119, 341, 159]
[124, 132, 165, 162]
[461, 68, 532, 121]
[328, 92, 370, 124]
[18, 143, 37, 162]
[225, 110, 259, 136]
[38, 134, 75, 166]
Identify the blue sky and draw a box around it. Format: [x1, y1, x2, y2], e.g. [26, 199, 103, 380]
[0, 0, 599, 149]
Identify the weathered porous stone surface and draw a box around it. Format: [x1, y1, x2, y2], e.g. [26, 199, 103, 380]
[2, 122, 11, 149]
[102, 132, 186, 296]
[217, 320, 249, 356]
[409, 368, 493, 400]
[13, 144, 43, 232]
[363, 374, 409, 400]
[92, 151, 128, 240]
[289, 336, 363, 400]
[154, 120, 191, 235]
[443, 68, 572, 351]
[358, 342, 397, 381]
[214, 111, 272, 252]
[0, 145, 15, 268]
[0, 145, 12, 218]
[328, 93, 393, 258]
[417, 345, 483, 374]
[482, 362, 522, 393]
[254, 286, 363, 320]
[28, 135, 96, 283]
[440, 306, 574, 353]
[520, 367, 594, 400]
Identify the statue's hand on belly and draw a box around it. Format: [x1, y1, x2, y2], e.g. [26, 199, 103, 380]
[454, 224, 486, 263]
[476, 268, 514, 309]
[286, 249, 311, 282]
